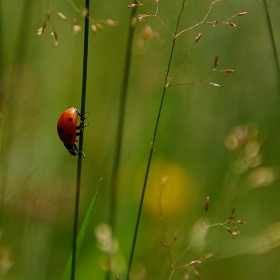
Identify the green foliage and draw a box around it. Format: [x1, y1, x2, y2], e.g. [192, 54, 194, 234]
[1, 0, 280, 280]
[63, 180, 101, 280]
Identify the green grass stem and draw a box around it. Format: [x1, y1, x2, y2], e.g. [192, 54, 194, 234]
[263, 0, 280, 78]
[63, 179, 101, 280]
[109, 7, 137, 231]
[126, 0, 187, 279]
[71, 0, 90, 279]
[0, 0, 34, 226]
[105, 7, 137, 280]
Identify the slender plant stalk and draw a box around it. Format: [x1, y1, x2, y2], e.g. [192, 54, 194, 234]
[71, 0, 90, 279]
[126, 0, 187, 279]
[109, 5, 137, 232]
[105, 7, 137, 280]
[0, 0, 34, 226]
[263, 0, 280, 77]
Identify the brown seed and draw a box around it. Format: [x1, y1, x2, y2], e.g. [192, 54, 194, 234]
[82, 8, 88, 17]
[203, 253, 213, 260]
[47, 10, 51, 21]
[91, 24, 98, 35]
[229, 22, 237, 27]
[127, 4, 138, 8]
[58, 12, 67, 21]
[131, 17, 137, 28]
[106, 19, 119, 26]
[194, 269, 201, 280]
[160, 240, 168, 248]
[214, 56, 219, 68]
[51, 30, 58, 45]
[195, 33, 202, 42]
[238, 12, 247, 16]
[138, 14, 148, 20]
[190, 260, 202, 265]
[205, 196, 210, 211]
[142, 25, 153, 40]
[227, 228, 233, 235]
[96, 23, 103, 31]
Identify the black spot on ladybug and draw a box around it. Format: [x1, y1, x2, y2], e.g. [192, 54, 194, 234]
[68, 117, 73, 122]
[67, 134, 74, 139]
[59, 127, 64, 133]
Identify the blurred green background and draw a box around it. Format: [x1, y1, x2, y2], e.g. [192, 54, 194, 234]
[1, 0, 280, 279]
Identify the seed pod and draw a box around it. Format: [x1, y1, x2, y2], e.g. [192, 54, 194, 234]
[58, 12, 67, 21]
[96, 23, 104, 31]
[127, 4, 138, 8]
[195, 33, 202, 42]
[238, 12, 247, 16]
[106, 19, 118, 26]
[205, 196, 210, 211]
[91, 24, 98, 35]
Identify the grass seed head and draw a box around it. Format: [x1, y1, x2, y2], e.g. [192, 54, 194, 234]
[91, 24, 98, 35]
[205, 196, 210, 211]
[127, 4, 138, 8]
[238, 12, 247, 16]
[195, 33, 202, 42]
[82, 8, 88, 17]
[51, 30, 58, 45]
[37, 21, 46, 35]
[106, 19, 119, 26]
[142, 25, 153, 40]
[96, 23, 104, 31]
[58, 12, 67, 21]
[203, 253, 213, 260]
[174, 231, 178, 241]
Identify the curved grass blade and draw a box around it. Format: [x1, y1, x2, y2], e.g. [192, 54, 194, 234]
[63, 179, 102, 280]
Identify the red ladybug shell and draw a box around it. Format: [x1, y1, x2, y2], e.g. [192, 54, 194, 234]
[57, 107, 79, 146]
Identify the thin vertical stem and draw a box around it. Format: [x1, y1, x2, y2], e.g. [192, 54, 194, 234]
[126, 0, 187, 279]
[71, 0, 90, 279]
[109, 5, 137, 231]
[0, 0, 34, 226]
[106, 7, 137, 280]
[263, 0, 280, 77]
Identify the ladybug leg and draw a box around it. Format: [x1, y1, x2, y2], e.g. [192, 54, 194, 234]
[78, 111, 89, 121]
[64, 144, 85, 158]
[76, 123, 89, 130]
[73, 144, 86, 158]
[64, 143, 79, 156]
[76, 123, 89, 136]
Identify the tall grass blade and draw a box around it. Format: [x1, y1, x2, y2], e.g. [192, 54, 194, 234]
[63, 179, 101, 280]
[126, 0, 187, 279]
[106, 7, 137, 280]
[0, 0, 34, 225]
[71, 0, 90, 279]
[263, 0, 280, 76]
[109, 3, 137, 230]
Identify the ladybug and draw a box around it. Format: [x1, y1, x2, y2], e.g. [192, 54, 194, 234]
[57, 107, 88, 157]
